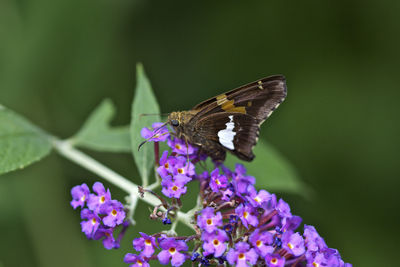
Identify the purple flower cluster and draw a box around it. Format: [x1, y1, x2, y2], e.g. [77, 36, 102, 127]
[69, 122, 351, 266]
[187, 164, 351, 266]
[132, 122, 352, 266]
[70, 182, 127, 249]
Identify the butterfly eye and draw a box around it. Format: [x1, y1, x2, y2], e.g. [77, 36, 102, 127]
[171, 119, 179, 127]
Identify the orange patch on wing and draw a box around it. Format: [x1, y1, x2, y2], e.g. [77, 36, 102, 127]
[216, 94, 246, 114]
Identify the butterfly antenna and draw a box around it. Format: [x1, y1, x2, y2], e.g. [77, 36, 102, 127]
[139, 113, 170, 118]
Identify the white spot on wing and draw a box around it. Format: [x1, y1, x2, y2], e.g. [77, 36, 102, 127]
[218, 115, 236, 150]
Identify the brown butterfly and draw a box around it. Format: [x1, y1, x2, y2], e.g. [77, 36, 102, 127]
[167, 75, 287, 162]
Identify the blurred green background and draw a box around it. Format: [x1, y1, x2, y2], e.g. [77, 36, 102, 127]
[1, 0, 399, 266]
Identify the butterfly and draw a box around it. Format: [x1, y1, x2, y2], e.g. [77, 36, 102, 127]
[167, 75, 287, 162]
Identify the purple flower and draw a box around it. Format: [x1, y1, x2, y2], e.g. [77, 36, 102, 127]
[265, 254, 285, 267]
[197, 207, 223, 233]
[157, 151, 176, 178]
[100, 200, 126, 227]
[87, 182, 111, 213]
[167, 137, 197, 156]
[124, 253, 150, 267]
[93, 226, 118, 249]
[276, 198, 291, 218]
[246, 187, 276, 210]
[141, 122, 169, 142]
[70, 183, 90, 209]
[132, 232, 157, 257]
[157, 152, 195, 179]
[282, 231, 305, 256]
[161, 175, 191, 198]
[232, 164, 255, 194]
[209, 168, 228, 192]
[282, 215, 302, 232]
[303, 225, 327, 252]
[80, 208, 100, 238]
[235, 203, 259, 228]
[157, 237, 188, 267]
[249, 229, 274, 257]
[202, 229, 229, 257]
[226, 242, 258, 267]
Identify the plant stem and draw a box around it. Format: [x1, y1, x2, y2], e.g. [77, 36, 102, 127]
[52, 138, 194, 230]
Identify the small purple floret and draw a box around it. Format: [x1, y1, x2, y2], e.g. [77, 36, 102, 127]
[210, 168, 228, 192]
[202, 229, 229, 257]
[197, 207, 223, 233]
[265, 254, 285, 267]
[167, 137, 198, 156]
[235, 203, 259, 228]
[93, 226, 118, 249]
[226, 242, 258, 267]
[80, 208, 100, 238]
[132, 232, 157, 257]
[124, 253, 150, 267]
[100, 199, 126, 227]
[157, 237, 188, 267]
[282, 231, 305, 256]
[161, 174, 191, 198]
[70, 183, 90, 209]
[87, 182, 111, 213]
[249, 229, 274, 257]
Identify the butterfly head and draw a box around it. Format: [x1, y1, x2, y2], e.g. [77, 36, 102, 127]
[167, 111, 196, 135]
[168, 111, 183, 128]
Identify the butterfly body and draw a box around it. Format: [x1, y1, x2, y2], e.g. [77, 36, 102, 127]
[168, 75, 287, 162]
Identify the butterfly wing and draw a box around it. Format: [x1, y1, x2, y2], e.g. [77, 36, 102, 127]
[194, 112, 260, 161]
[192, 75, 287, 125]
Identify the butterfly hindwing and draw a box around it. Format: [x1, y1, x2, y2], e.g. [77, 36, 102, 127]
[194, 112, 259, 161]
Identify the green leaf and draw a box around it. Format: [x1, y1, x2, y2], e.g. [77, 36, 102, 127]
[72, 99, 131, 152]
[0, 105, 52, 175]
[224, 139, 311, 197]
[130, 64, 161, 184]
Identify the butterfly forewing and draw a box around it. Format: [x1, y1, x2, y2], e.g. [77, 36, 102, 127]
[191, 75, 286, 124]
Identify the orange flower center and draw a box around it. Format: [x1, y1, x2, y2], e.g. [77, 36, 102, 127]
[91, 218, 97, 225]
[256, 240, 262, 247]
[215, 179, 220, 185]
[175, 144, 181, 150]
[178, 168, 183, 174]
[172, 185, 178, 191]
[169, 247, 176, 254]
[313, 263, 319, 267]
[287, 242, 294, 249]
[206, 219, 213, 225]
[164, 163, 169, 169]
[271, 258, 278, 264]
[238, 253, 245, 260]
[213, 239, 220, 246]
[111, 209, 117, 216]
[145, 239, 152, 246]
[243, 211, 249, 218]
[100, 196, 105, 203]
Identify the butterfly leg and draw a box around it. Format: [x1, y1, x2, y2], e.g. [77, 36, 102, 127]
[184, 136, 191, 172]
